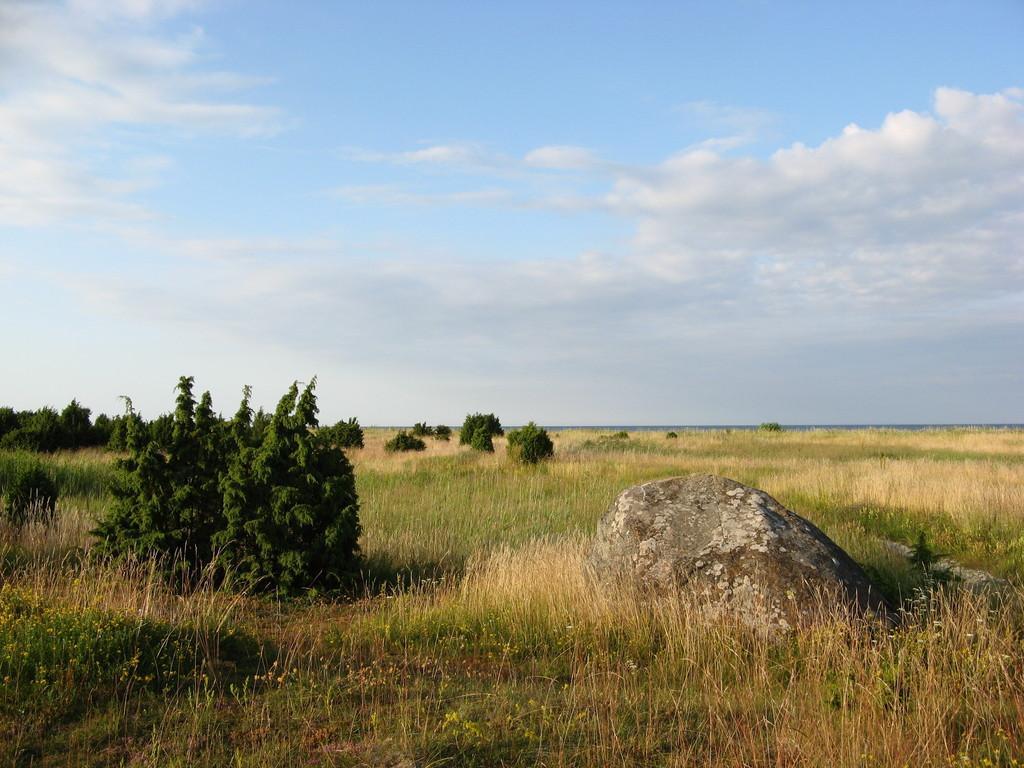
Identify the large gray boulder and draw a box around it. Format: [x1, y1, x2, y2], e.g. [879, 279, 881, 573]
[590, 474, 890, 632]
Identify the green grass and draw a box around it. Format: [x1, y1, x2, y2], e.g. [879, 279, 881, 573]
[1, 429, 1023, 766]
[0, 583, 259, 762]
[0, 449, 117, 501]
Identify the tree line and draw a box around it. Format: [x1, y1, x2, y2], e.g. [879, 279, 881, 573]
[0, 401, 115, 452]
[0, 399, 366, 454]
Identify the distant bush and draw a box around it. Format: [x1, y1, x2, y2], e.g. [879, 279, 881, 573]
[433, 424, 452, 441]
[2, 463, 58, 526]
[0, 407, 64, 452]
[470, 426, 494, 453]
[507, 422, 554, 464]
[149, 413, 175, 446]
[385, 431, 426, 453]
[609, 431, 629, 440]
[0, 408, 19, 442]
[411, 422, 434, 438]
[320, 417, 364, 449]
[59, 399, 94, 448]
[666, 431, 678, 439]
[459, 413, 503, 445]
[92, 413, 114, 445]
[0, 400, 117, 451]
[759, 422, 783, 432]
[107, 411, 145, 451]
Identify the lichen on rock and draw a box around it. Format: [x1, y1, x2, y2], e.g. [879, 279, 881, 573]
[589, 474, 890, 633]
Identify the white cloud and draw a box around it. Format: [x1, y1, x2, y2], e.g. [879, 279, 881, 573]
[67, 0, 205, 21]
[10, 86, 1024, 421]
[395, 144, 484, 165]
[676, 99, 777, 150]
[335, 88, 1023, 317]
[348, 141, 605, 175]
[524, 145, 599, 170]
[605, 87, 1024, 309]
[329, 184, 513, 207]
[344, 143, 500, 171]
[0, 0, 282, 227]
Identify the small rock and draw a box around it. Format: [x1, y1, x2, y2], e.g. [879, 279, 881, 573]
[879, 539, 1009, 593]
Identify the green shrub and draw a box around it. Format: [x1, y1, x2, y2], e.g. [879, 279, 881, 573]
[59, 399, 94, 448]
[92, 413, 114, 445]
[507, 422, 554, 464]
[149, 413, 175, 445]
[411, 422, 434, 437]
[96, 376, 362, 595]
[320, 417, 364, 449]
[759, 422, 784, 432]
[0, 407, 64, 452]
[217, 380, 361, 594]
[470, 426, 494, 453]
[0, 401, 117, 451]
[385, 431, 426, 452]
[433, 424, 452, 441]
[106, 411, 144, 451]
[2, 464, 58, 526]
[95, 378, 226, 575]
[459, 413, 503, 445]
[0, 407, 19, 442]
[666, 431, 678, 439]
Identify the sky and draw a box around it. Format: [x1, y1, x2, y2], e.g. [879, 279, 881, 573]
[1, 0, 1022, 425]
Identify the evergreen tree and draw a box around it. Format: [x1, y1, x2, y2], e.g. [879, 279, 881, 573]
[507, 422, 554, 464]
[384, 430, 426, 452]
[95, 379, 224, 574]
[218, 380, 360, 594]
[107, 410, 145, 451]
[411, 422, 433, 437]
[320, 417, 364, 449]
[252, 407, 271, 444]
[0, 407, 20, 442]
[96, 377, 361, 595]
[459, 413, 503, 445]
[149, 413, 175, 446]
[59, 399, 93, 448]
[92, 413, 114, 446]
[94, 397, 174, 561]
[0, 407, 64, 452]
[470, 426, 494, 453]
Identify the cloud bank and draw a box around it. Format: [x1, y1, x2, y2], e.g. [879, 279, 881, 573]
[0, 0, 280, 226]
[91, 88, 1023, 381]
[1, 4, 1020, 421]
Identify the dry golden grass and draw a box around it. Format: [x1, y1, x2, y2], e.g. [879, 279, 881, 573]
[349, 427, 1024, 584]
[325, 538, 1024, 767]
[2, 428, 1023, 766]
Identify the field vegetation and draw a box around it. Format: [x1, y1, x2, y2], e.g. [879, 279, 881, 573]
[1, 426, 1023, 766]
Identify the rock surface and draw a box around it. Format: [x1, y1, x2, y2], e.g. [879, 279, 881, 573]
[590, 474, 890, 632]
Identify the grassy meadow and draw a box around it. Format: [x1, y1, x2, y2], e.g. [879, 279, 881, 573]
[2, 428, 1023, 766]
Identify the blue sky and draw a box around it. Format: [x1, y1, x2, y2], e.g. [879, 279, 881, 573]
[1, 0, 1022, 424]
